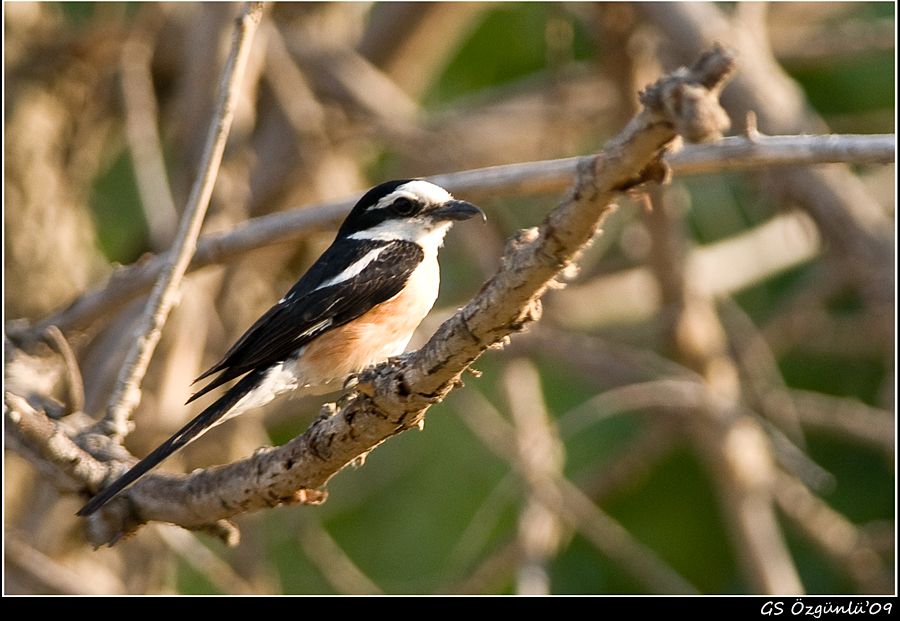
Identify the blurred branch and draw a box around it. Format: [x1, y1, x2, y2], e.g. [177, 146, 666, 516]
[358, 3, 486, 99]
[643, 183, 804, 594]
[720, 298, 806, 446]
[5, 534, 125, 595]
[514, 325, 701, 386]
[774, 471, 892, 594]
[290, 44, 420, 132]
[262, 21, 327, 136]
[638, 1, 893, 310]
[768, 310, 893, 358]
[25, 201, 348, 337]
[120, 15, 178, 250]
[503, 359, 566, 595]
[558, 379, 703, 436]
[771, 17, 896, 67]
[455, 387, 698, 594]
[69, 45, 737, 545]
[553, 210, 820, 329]
[448, 539, 522, 595]
[297, 518, 383, 595]
[21, 131, 892, 338]
[155, 525, 258, 594]
[101, 2, 265, 441]
[445, 471, 519, 578]
[577, 419, 680, 501]
[786, 389, 895, 459]
[41, 325, 85, 415]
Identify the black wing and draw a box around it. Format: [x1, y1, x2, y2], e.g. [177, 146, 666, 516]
[187, 238, 424, 403]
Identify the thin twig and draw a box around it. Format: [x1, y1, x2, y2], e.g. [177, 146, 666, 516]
[101, 2, 265, 440]
[557, 379, 705, 436]
[719, 297, 805, 446]
[358, 3, 487, 99]
[41, 325, 85, 415]
[21, 133, 893, 337]
[577, 420, 681, 502]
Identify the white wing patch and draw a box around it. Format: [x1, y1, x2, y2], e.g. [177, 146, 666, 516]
[312, 245, 391, 292]
[295, 318, 333, 340]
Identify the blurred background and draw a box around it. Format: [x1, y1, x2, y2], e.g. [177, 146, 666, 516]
[3, 2, 895, 594]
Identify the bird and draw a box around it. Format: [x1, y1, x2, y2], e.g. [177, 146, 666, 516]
[77, 179, 484, 516]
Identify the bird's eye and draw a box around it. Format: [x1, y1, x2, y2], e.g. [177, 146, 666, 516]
[391, 197, 417, 216]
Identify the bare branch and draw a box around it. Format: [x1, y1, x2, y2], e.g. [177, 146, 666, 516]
[101, 2, 265, 440]
[27, 201, 349, 337]
[76, 45, 737, 544]
[358, 3, 487, 99]
[444, 471, 519, 579]
[21, 132, 892, 338]
[668, 133, 895, 174]
[577, 420, 680, 502]
[5, 392, 110, 493]
[555, 476, 699, 594]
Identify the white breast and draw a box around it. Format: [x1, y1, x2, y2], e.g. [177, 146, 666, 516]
[286, 253, 440, 392]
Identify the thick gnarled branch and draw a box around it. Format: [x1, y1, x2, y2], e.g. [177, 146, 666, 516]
[53, 45, 736, 545]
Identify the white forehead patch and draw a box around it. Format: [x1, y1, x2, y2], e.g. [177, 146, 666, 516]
[371, 180, 453, 211]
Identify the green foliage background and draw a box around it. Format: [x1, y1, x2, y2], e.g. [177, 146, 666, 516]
[5, 2, 894, 595]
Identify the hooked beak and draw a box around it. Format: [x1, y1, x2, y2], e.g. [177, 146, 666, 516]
[431, 199, 486, 223]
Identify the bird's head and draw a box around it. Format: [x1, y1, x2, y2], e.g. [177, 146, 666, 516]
[337, 179, 485, 248]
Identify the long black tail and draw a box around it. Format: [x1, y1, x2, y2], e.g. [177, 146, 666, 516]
[77, 370, 265, 517]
